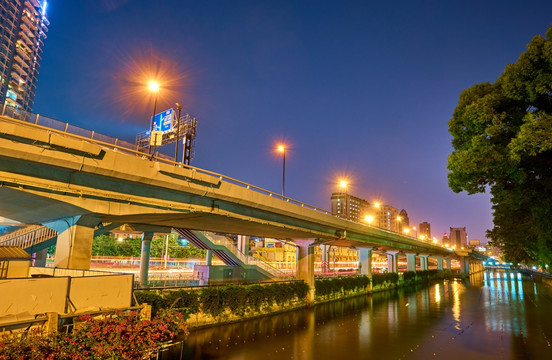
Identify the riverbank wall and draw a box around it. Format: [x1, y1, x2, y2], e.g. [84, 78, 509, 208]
[136, 270, 452, 330]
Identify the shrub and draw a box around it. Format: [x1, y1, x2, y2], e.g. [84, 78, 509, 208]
[402, 271, 416, 281]
[372, 272, 399, 286]
[134, 291, 165, 316]
[164, 289, 200, 315]
[222, 286, 247, 314]
[292, 281, 309, 301]
[0, 310, 188, 360]
[200, 287, 224, 318]
[246, 284, 265, 312]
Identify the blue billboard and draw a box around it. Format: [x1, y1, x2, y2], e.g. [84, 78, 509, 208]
[151, 108, 174, 133]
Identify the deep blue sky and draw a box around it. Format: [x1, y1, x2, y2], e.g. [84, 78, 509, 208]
[33, 1, 552, 244]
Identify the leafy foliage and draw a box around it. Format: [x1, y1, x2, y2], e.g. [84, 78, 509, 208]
[402, 271, 417, 281]
[315, 276, 370, 298]
[91, 233, 206, 258]
[371, 272, 399, 286]
[0, 310, 188, 360]
[136, 282, 309, 320]
[447, 24, 552, 266]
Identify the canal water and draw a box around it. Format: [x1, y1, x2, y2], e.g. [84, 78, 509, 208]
[163, 271, 552, 359]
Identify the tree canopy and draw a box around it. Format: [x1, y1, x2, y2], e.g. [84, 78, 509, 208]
[447, 24, 552, 266]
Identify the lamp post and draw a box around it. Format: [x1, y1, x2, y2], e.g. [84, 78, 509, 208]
[277, 145, 286, 197]
[174, 103, 182, 163]
[148, 81, 160, 156]
[339, 180, 348, 219]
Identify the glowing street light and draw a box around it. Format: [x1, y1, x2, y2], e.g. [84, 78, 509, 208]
[339, 179, 348, 219]
[364, 215, 374, 225]
[148, 80, 160, 155]
[403, 228, 410, 236]
[277, 144, 286, 197]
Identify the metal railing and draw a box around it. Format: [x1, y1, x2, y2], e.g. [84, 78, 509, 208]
[0, 225, 57, 249]
[0, 105, 333, 216]
[201, 232, 288, 277]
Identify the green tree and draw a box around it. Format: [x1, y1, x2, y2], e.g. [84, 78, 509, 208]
[447, 24, 552, 266]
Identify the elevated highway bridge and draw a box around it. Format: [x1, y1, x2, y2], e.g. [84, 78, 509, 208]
[0, 110, 484, 295]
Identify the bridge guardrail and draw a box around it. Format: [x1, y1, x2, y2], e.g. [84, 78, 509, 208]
[201, 232, 288, 277]
[0, 225, 57, 249]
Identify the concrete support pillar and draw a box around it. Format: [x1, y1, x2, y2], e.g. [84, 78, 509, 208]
[321, 244, 330, 273]
[47, 216, 99, 270]
[295, 239, 316, 304]
[419, 255, 429, 271]
[434, 256, 444, 271]
[139, 232, 154, 288]
[237, 235, 249, 256]
[33, 248, 49, 267]
[460, 257, 470, 275]
[387, 251, 399, 273]
[406, 253, 417, 272]
[358, 248, 372, 277]
[206, 249, 213, 266]
[446, 258, 452, 270]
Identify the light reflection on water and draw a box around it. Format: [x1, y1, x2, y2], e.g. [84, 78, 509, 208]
[164, 272, 552, 360]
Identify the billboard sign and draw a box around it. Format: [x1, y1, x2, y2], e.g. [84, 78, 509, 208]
[151, 108, 174, 133]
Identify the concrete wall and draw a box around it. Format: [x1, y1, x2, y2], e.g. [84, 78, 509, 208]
[6, 260, 30, 278]
[0, 277, 68, 323]
[0, 271, 134, 324]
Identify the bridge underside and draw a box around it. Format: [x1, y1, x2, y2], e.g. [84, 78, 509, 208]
[0, 185, 409, 252]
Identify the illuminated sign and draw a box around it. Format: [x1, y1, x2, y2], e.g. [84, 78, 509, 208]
[151, 108, 174, 133]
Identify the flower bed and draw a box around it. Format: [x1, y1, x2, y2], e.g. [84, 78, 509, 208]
[0, 310, 188, 359]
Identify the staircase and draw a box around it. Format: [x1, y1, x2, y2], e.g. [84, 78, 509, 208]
[0, 225, 58, 252]
[174, 228, 287, 279]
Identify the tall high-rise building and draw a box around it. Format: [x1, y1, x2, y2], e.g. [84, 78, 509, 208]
[330, 192, 371, 222]
[0, 0, 49, 111]
[376, 204, 399, 232]
[449, 227, 467, 248]
[419, 222, 431, 239]
[398, 209, 409, 233]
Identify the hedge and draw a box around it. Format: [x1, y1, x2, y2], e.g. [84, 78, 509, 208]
[314, 276, 370, 298]
[371, 272, 399, 286]
[135, 281, 309, 319]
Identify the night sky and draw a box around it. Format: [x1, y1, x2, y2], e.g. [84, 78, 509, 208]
[32, 1, 552, 244]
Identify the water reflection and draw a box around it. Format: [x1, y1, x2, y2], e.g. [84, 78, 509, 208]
[169, 272, 552, 359]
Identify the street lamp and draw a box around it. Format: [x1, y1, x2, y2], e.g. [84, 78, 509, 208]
[364, 215, 374, 225]
[277, 144, 286, 197]
[148, 81, 160, 156]
[174, 103, 182, 163]
[339, 180, 348, 219]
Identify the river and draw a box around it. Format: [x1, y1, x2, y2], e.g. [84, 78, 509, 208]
[162, 271, 552, 359]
